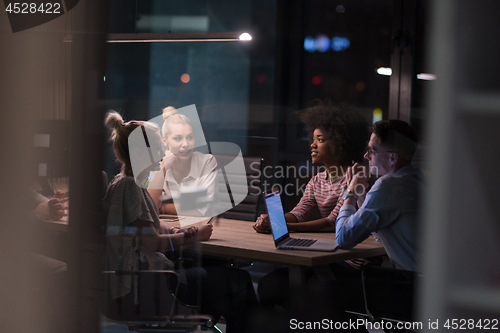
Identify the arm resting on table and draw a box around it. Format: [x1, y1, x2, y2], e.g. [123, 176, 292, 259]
[335, 204, 373, 248]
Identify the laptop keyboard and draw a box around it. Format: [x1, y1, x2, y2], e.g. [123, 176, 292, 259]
[283, 238, 317, 247]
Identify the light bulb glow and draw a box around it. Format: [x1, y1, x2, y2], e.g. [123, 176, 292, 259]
[417, 73, 437, 80]
[239, 33, 252, 41]
[377, 67, 392, 76]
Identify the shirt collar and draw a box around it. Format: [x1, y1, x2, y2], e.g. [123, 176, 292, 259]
[165, 152, 202, 184]
[393, 164, 416, 175]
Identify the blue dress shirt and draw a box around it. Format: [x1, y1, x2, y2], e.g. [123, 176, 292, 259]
[335, 165, 424, 271]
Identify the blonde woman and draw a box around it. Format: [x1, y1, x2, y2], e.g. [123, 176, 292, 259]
[148, 107, 218, 217]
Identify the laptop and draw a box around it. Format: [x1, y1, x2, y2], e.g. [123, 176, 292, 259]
[264, 190, 337, 252]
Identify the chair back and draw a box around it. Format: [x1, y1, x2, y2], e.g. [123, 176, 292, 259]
[358, 266, 420, 324]
[102, 257, 177, 321]
[219, 156, 263, 221]
[101, 267, 216, 332]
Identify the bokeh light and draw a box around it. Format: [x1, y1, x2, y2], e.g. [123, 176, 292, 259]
[181, 73, 190, 83]
[417, 73, 437, 80]
[372, 108, 383, 123]
[331, 37, 350, 52]
[356, 80, 365, 92]
[315, 34, 331, 53]
[304, 36, 316, 52]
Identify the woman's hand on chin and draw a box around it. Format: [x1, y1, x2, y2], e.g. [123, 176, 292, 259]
[161, 149, 178, 171]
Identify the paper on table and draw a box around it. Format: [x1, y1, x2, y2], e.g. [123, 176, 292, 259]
[160, 215, 210, 227]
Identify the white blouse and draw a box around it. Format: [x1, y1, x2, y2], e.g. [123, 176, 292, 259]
[149, 151, 219, 216]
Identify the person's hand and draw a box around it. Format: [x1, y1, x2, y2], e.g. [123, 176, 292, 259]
[347, 163, 369, 198]
[253, 214, 271, 233]
[181, 225, 199, 238]
[160, 149, 178, 173]
[195, 224, 213, 241]
[48, 191, 69, 220]
[345, 163, 364, 185]
[34, 191, 68, 221]
[346, 165, 353, 185]
[171, 224, 212, 240]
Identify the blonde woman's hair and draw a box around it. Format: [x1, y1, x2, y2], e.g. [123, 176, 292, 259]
[104, 111, 159, 175]
[161, 106, 192, 139]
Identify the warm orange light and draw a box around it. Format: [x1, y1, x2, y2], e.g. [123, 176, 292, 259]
[181, 73, 190, 83]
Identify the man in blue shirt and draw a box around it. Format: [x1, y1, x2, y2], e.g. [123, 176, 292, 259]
[333, 120, 423, 323]
[336, 119, 423, 271]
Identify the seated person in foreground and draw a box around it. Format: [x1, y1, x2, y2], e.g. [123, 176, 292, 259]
[336, 119, 422, 270]
[28, 188, 69, 333]
[103, 111, 258, 333]
[333, 119, 423, 319]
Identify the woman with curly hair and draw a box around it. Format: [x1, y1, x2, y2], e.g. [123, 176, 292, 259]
[254, 100, 379, 311]
[254, 99, 369, 233]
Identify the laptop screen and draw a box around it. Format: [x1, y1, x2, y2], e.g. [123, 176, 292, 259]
[264, 190, 289, 243]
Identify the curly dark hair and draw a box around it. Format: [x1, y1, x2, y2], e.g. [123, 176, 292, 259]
[297, 99, 369, 166]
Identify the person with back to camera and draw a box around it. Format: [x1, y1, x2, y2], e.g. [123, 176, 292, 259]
[147, 106, 218, 217]
[103, 111, 258, 333]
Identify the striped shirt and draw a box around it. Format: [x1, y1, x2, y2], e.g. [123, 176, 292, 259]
[289, 171, 348, 229]
[289, 171, 382, 270]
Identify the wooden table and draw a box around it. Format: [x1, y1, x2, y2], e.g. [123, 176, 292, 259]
[184, 218, 386, 287]
[41, 216, 69, 233]
[42, 217, 387, 287]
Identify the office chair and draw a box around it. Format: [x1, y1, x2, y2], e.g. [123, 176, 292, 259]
[215, 156, 264, 269]
[100, 244, 221, 333]
[219, 156, 264, 221]
[345, 266, 420, 332]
